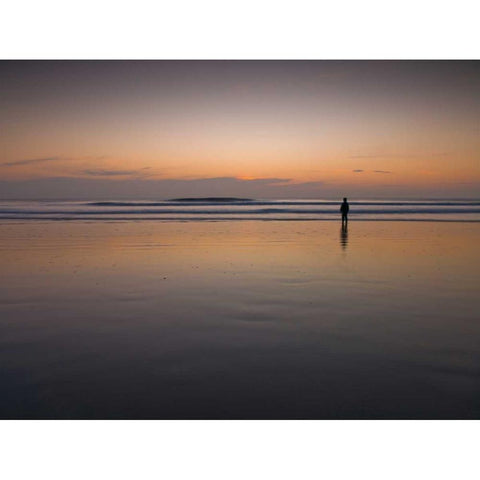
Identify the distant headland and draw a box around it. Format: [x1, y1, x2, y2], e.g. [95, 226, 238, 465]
[170, 197, 253, 202]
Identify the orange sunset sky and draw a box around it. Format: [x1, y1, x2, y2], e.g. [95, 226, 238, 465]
[1, 60, 479, 199]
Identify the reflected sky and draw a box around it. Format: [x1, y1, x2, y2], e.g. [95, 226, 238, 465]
[0, 220, 479, 418]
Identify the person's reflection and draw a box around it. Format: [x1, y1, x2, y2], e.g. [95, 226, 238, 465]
[340, 223, 348, 250]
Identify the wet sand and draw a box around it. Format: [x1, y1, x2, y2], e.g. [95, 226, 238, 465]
[0, 220, 479, 418]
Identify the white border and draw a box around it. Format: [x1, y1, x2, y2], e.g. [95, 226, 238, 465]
[1, 1, 479, 479]
[1, 421, 479, 479]
[2, 0, 479, 59]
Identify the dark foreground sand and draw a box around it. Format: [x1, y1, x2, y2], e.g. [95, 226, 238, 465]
[0, 220, 479, 418]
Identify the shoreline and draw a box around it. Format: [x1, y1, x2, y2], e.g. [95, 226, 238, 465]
[1, 217, 480, 223]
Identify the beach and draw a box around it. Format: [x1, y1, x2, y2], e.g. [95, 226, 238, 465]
[0, 219, 479, 419]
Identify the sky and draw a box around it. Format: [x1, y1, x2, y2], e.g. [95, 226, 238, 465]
[0, 60, 479, 199]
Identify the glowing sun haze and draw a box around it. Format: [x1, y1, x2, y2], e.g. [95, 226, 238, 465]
[1, 60, 479, 199]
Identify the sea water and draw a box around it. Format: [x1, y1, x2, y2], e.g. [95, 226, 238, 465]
[0, 198, 479, 222]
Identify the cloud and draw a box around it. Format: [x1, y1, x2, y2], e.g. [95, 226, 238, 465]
[81, 169, 147, 177]
[1, 155, 113, 169]
[1, 175, 478, 200]
[1, 156, 61, 167]
[352, 169, 392, 174]
[178, 176, 291, 186]
[0, 176, 324, 200]
[239, 177, 290, 185]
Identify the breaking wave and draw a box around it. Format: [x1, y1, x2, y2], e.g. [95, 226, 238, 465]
[1, 198, 479, 221]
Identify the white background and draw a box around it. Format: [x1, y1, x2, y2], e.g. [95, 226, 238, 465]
[1, 1, 479, 478]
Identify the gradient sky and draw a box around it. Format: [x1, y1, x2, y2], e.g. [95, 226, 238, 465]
[1, 60, 479, 199]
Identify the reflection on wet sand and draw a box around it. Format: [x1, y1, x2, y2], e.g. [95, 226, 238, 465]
[0, 220, 479, 419]
[340, 223, 348, 250]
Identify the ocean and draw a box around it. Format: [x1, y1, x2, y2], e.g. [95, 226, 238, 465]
[1, 198, 480, 222]
[1, 201, 479, 419]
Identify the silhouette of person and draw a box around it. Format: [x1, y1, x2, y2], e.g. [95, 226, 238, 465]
[340, 197, 349, 226]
